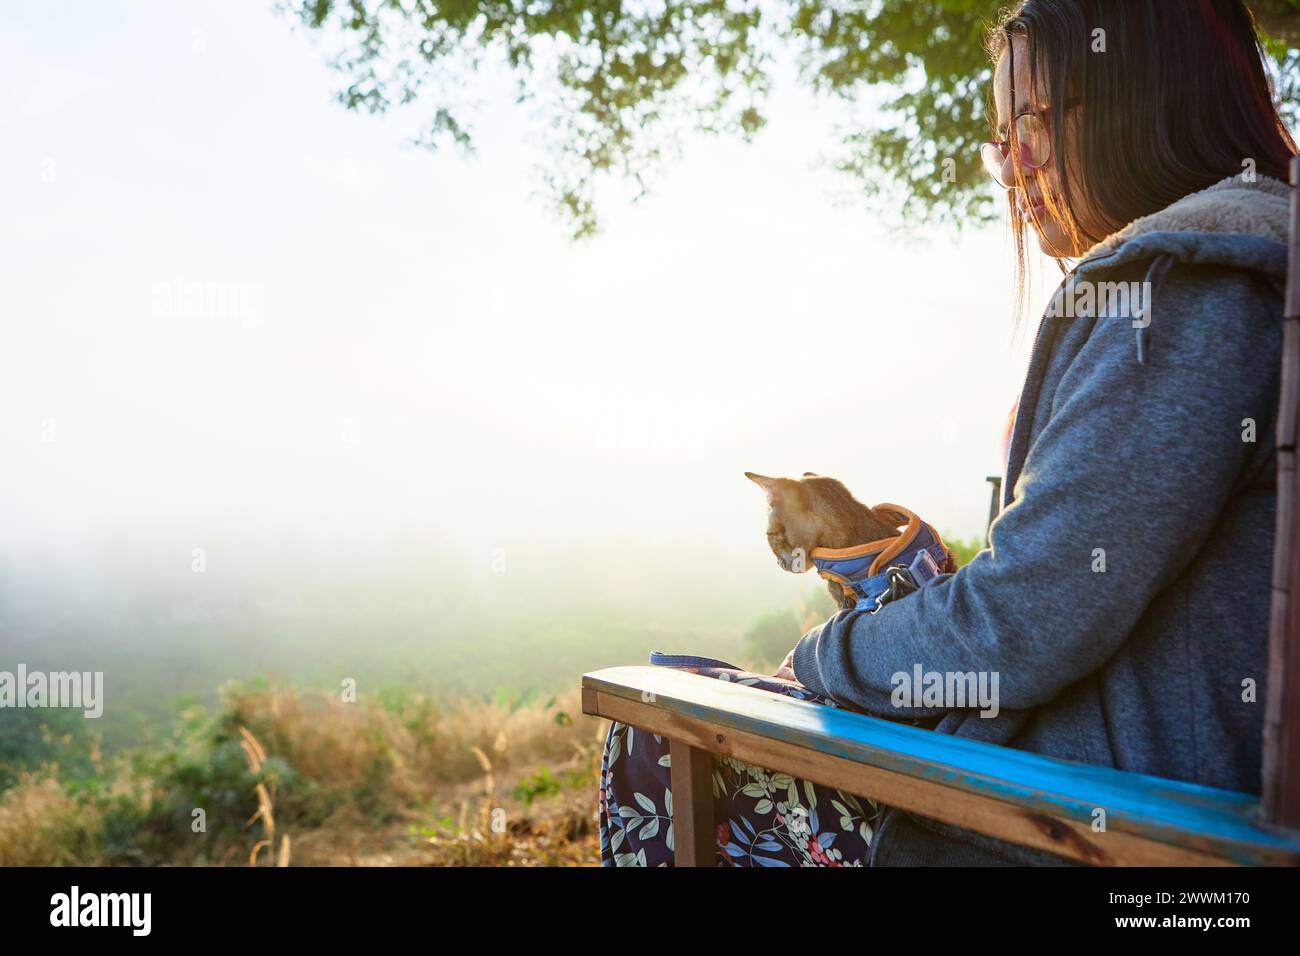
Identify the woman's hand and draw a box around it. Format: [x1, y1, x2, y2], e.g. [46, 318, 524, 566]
[774, 646, 798, 682]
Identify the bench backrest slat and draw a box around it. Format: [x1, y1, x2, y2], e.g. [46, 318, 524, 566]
[1262, 155, 1300, 828]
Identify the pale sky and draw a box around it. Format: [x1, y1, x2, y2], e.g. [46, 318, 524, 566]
[1, 0, 1046, 563]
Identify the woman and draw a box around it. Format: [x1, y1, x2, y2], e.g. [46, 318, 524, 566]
[600, 0, 1297, 866]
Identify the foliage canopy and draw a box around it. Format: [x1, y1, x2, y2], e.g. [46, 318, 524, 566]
[288, 0, 1300, 236]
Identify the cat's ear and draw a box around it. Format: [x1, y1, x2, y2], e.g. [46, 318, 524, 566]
[744, 472, 780, 501]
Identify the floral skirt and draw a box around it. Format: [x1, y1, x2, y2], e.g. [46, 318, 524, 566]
[597, 658, 882, 867]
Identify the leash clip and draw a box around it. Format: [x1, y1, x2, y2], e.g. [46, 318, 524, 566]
[872, 566, 919, 612]
[871, 549, 945, 613]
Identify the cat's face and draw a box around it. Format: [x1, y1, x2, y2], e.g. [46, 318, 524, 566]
[745, 471, 846, 573]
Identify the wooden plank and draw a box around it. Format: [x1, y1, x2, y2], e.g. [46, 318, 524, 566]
[582, 666, 1300, 866]
[1262, 154, 1300, 829]
[589, 685, 1212, 866]
[668, 739, 715, 866]
[1289, 154, 1300, 322]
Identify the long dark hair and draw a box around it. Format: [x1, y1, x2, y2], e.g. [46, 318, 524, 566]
[986, 0, 1297, 316]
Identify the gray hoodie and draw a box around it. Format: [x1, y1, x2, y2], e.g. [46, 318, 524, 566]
[792, 174, 1292, 865]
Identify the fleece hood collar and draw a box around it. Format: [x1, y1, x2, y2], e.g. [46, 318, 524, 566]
[1071, 174, 1291, 287]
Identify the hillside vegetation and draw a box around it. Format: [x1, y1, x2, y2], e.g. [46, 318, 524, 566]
[0, 535, 983, 865]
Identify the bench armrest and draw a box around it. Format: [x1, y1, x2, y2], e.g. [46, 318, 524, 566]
[583, 666, 1300, 866]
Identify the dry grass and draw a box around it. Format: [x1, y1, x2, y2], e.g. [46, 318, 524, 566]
[0, 770, 99, 866]
[238, 726, 291, 866]
[0, 684, 607, 867]
[408, 787, 599, 866]
[223, 683, 595, 805]
[219, 682, 606, 865]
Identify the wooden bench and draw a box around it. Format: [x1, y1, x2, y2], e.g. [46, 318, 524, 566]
[582, 156, 1300, 866]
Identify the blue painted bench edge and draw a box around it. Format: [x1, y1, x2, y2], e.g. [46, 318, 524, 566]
[583, 666, 1300, 864]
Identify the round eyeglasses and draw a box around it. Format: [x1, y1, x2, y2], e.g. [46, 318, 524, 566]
[980, 108, 1054, 188]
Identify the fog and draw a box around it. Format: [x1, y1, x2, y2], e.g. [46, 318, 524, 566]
[0, 1, 1048, 728]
